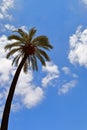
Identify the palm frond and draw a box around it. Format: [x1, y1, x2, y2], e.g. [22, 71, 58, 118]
[32, 36, 47, 43]
[4, 42, 23, 51]
[8, 35, 24, 42]
[6, 48, 21, 58]
[33, 55, 38, 70]
[37, 48, 50, 61]
[23, 59, 28, 73]
[32, 36, 53, 49]
[35, 50, 46, 66]
[28, 56, 31, 66]
[30, 55, 38, 71]
[16, 29, 29, 42]
[37, 46, 51, 50]
[12, 54, 22, 66]
[28, 27, 36, 42]
[30, 56, 35, 70]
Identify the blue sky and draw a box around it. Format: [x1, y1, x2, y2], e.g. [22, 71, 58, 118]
[0, 0, 87, 130]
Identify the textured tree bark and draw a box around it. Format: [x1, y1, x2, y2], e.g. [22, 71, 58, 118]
[0, 54, 27, 130]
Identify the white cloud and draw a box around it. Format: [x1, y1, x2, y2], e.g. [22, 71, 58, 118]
[58, 80, 77, 95]
[0, 106, 4, 119]
[68, 26, 87, 68]
[21, 86, 44, 108]
[4, 24, 16, 31]
[42, 62, 59, 73]
[15, 70, 44, 109]
[1, 24, 28, 33]
[42, 62, 59, 87]
[81, 0, 87, 5]
[0, 0, 15, 20]
[62, 66, 78, 78]
[62, 67, 71, 75]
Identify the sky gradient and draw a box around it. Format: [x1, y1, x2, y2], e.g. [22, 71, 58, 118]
[0, 0, 87, 130]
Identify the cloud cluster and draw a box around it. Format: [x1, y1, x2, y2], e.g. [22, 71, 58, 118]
[4, 24, 16, 31]
[58, 80, 77, 95]
[42, 62, 59, 87]
[0, 0, 15, 20]
[62, 66, 78, 78]
[58, 66, 78, 95]
[68, 26, 87, 68]
[15, 71, 44, 109]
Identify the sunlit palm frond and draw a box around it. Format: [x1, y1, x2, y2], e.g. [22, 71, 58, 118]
[37, 48, 50, 61]
[35, 50, 46, 66]
[28, 27, 36, 42]
[6, 48, 21, 59]
[23, 59, 28, 73]
[4, 42, 23, 51]
[33, 55, 38, 70]
[30, 55, 38, 71]
[8, 35, 24, 42]
[30, 56, 35, 70]
[15, 29, 29, 42]
[32, 36, 53, 49]
[12, 54, 22, 66]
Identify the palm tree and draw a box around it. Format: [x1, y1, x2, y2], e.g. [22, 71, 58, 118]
[0, 27, 53, 130]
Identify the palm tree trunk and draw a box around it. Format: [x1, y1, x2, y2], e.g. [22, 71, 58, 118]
[0, 54, 27, 130]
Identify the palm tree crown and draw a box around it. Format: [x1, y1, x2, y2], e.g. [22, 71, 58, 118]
[5, 27, 53, 72]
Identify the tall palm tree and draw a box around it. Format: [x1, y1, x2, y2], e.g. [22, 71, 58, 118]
[0, 27, 53, 130]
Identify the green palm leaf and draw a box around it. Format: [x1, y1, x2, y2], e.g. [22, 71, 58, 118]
[28, 27, 36, 42]
[6, 48, 21, 58]
[4, 42, 23, 51]
[35, 50, 46, 66]
[15, 29, 29, 42]
[8, 35, 24, 42]
[30, 55, 38, 71]
[12, 54, 22, 66]
[30, 56, 35, 70]
[33, 55, 38, 70]
[32, 36, 53, 49]
[23, 59, 28, 73]
[37, 48, 50, 61]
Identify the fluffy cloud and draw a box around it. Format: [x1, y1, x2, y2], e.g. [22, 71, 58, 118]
[68, 26, 87, 68]
[0, 0, 15, 20]
[42, 62, 59, 87]
[58, 80, 77, 95]
[15, 71, 44, 109]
